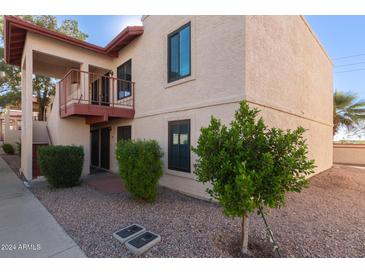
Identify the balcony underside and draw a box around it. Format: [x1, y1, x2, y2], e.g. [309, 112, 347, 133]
[60, 103, 135, 124]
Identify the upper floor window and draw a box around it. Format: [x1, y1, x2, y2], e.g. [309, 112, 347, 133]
[168, 23, 191, 83]
[117, 59, 132, 100]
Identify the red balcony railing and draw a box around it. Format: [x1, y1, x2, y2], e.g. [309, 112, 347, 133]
[58, 69, 135, 121]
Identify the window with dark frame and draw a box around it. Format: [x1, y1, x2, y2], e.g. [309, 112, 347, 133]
[168, 23, 191, 83]
[168, 120, 191, 172]
[117, 59, 132, 100]
[117, 125, 132, 142]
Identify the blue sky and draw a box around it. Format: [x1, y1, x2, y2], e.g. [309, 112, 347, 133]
[306, 16, 365, 140]
[55, 15, 142, 46]
[306, 16, 365, 100]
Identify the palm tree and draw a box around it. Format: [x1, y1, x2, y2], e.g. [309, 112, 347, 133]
[333, 90, 365, 135]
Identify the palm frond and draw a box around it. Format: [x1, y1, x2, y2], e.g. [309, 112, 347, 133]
[333, 90, 365, 136]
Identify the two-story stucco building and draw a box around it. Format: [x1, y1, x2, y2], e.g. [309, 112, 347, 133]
[4, 15, 333, 198]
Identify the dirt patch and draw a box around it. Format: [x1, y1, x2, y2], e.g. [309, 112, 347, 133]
[30, 166, 365, 258]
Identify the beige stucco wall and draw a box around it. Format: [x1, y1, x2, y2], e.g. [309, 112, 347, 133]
[112, 16, 246, 118]
[1, 110, 21, 146]
[20, 30, 116, 179]
[109, 102, 241, 199]
[3, 126, 21, 146]
[26, 32, 114, 78]
[106, 16, 332, 197]
[107, 16, 246, 198]
[333, 144, 365, 166]
[244, 16, 333, 173]
[47, 84, 90, 176]
[22, 15, 333, 196]
[107, 15, 333, 198]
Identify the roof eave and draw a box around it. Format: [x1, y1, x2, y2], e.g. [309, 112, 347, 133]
[104, 26, 144, 54]
[3, 16, 144, 66]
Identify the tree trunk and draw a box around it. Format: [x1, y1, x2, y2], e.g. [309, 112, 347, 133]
[241, 213, 249, 255]
[38, 105, 45, 121]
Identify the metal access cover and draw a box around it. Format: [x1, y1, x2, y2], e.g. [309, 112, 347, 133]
[125, 231, 161, 255]
[113, 224, 146, 244]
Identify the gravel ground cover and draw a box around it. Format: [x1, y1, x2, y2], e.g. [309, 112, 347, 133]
[30, 165, 365, 258]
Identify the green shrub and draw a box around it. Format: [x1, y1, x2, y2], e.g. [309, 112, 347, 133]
[2, 143, 15, 154]
[116, 139, 163, 202]
[38, 145, 84, 188]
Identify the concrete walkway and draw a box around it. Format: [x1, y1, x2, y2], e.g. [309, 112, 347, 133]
[0, 157, 86, 258]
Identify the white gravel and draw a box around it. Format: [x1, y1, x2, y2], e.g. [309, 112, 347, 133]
[30, 166, 365, 258]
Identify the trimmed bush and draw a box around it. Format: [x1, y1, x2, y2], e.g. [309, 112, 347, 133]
[38, 145, 84, 188]
[116, 139, 163, 202]
[2, 143, 15, 154]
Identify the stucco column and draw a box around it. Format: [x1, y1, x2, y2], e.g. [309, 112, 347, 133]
[80, 63, 89, 103]
[20, 49, 33, 180]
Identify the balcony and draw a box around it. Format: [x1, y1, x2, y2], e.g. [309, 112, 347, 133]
[58, 69, 135, 124]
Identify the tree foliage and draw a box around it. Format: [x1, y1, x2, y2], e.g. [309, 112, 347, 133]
[333, 90, 365, 135]
[33, 76, 55, 120]
[58, 19, 88, 40]
[0, 48, 21, 108]
[0, 15, 88, 113]
[192, 101, 316, 217]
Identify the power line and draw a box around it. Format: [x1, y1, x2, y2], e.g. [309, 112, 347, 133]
[335, 61, 365, 67]
[333, 53, 365, 60]
[334, 68, 365, 74]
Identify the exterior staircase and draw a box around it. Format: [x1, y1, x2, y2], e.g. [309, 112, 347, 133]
[32, 120, 52, 179]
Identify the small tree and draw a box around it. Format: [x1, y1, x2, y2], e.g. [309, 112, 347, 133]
[192, 101, 315, 255]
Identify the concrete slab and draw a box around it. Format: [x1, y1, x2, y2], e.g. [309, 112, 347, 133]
[125, 231, 161, 256]
[113, 224, 146, 244]
[0, 157, 86, 258]
[50, 245, 86, 258]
